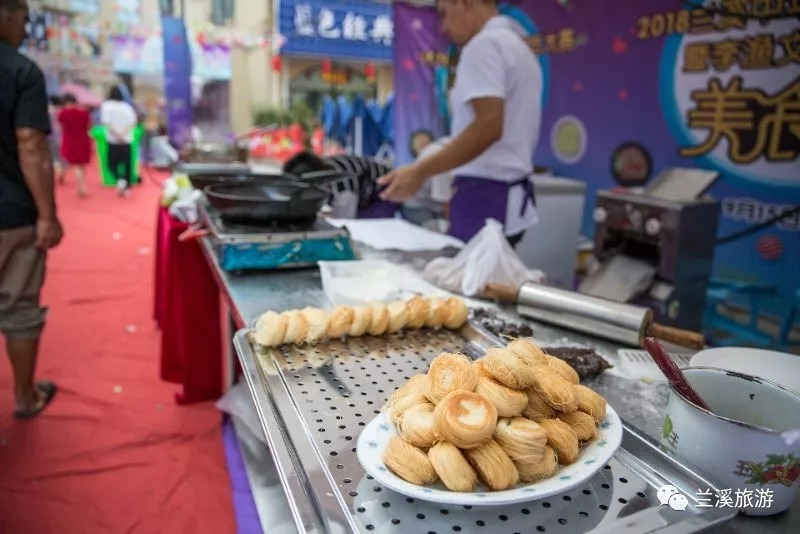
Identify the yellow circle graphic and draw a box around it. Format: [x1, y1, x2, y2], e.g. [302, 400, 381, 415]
[550, 116, 587, 164]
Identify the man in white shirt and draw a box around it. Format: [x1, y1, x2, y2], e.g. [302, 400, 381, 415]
[100, 86, 138, 195]
[379, 0, 542, 246]
[400, 136, 454, 228]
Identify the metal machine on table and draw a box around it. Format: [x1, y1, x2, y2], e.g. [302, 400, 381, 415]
[197, 197, 356, 272]
[582, 168, 721, 331]
[176, 161, 359, 272]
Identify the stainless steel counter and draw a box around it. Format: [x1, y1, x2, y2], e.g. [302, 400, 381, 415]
[198, 237, 798, 533]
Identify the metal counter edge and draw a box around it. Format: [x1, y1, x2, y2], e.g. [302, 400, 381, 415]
[234, 331, 330, 533]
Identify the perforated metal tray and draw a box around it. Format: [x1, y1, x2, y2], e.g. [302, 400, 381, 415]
[234, 326, 737, 534]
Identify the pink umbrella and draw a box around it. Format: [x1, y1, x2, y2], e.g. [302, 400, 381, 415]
[59, 83, 104, 108]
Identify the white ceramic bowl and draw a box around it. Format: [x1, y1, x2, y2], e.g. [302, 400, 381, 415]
[690, 347, 800, 394]
[661, 367, 800, 516]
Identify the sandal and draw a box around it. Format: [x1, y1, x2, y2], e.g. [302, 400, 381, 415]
[14, 381, 58, 420]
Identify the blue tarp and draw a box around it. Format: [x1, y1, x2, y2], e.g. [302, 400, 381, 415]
[347, 95, 384, 157]
[367, 99, 382, 124]
[337, 95, 354, 145]
[320, 95, 339, 139]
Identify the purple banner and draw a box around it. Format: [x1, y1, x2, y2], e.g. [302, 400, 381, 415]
[393, 0, 800, 314]
[161, 15, 193, 147]
[393, 3, 450, 166]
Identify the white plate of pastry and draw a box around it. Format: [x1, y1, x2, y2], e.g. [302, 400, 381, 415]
[356, 343, 624, 506]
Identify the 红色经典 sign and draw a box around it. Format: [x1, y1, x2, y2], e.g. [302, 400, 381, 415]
[279, 0, 393, 62]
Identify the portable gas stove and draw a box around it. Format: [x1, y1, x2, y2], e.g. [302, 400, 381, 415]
[198, 199, 356, 271]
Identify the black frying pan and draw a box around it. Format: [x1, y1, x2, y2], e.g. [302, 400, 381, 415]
[187, 172, 293, 191]
[204, 181, 328, 224]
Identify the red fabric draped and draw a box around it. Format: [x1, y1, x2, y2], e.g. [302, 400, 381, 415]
[155, 207, 223, 404]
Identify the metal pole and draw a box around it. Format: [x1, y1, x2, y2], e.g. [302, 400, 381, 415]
[354, 116, 363, 157]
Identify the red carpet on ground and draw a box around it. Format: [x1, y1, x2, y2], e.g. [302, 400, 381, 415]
[0, 164, 236, 534]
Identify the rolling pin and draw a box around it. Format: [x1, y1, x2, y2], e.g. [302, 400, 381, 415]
[483, 282, 706, 350]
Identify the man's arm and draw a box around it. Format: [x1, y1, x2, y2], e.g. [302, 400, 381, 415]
[13, 65, 62, 248]
[17, 127, 62, 248]
[378, 98, 503, 202]
[17, 127, 56, 220]
[14, 65, 57, 222]
[379, 37, 506, 202]
[416, 98, 503, 179]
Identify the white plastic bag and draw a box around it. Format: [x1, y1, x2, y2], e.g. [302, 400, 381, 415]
[216, 382, 266, 445]
[423, 219, 545, 297]
[167, 188, 203, 223]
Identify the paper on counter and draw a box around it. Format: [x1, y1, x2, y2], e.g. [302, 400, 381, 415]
[608, 349, 693, 382]
[320, 259, 451, 305]
[326, 218, 464, 251]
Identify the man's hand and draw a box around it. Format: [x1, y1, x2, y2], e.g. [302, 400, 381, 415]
[35, 217, 63, 250]
[378, 164, 426, 202]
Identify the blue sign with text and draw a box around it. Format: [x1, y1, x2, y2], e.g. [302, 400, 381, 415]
[279, 0, 393, 62]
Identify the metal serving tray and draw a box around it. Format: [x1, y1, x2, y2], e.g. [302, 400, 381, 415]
[234, 326, 737, 534]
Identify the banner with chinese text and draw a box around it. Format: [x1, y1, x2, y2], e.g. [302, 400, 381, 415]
[279, 0, 393, 61]
[393, 0, 799, 313]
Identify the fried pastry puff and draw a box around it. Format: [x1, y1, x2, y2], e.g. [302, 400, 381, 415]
[254, 311, 287, 347]
[433, 390, 498, 449]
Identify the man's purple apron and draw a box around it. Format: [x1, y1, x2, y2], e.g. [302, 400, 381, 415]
[449, 175, 536, 242]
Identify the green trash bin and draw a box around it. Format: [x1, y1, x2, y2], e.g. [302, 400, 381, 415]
[90, 125, 144, 187]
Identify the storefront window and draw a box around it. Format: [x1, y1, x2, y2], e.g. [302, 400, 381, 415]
[289, 64, 377, 114]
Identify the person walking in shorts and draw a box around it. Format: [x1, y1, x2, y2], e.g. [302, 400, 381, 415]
[1, 0, 64, 418]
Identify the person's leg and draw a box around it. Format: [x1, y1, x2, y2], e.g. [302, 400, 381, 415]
[51, 139, 64, 184]
[142, 130, 154, 166]
[107, 144, 126, 194]
[55, 160, 65, 185]
[0, 226, 52, 416]
[107, 143, 120, 180]
[6, 336, 41, 409]
[118, 143, 132, 192]
[59, 164, 70, 185]
[75, 165, 88, 197]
